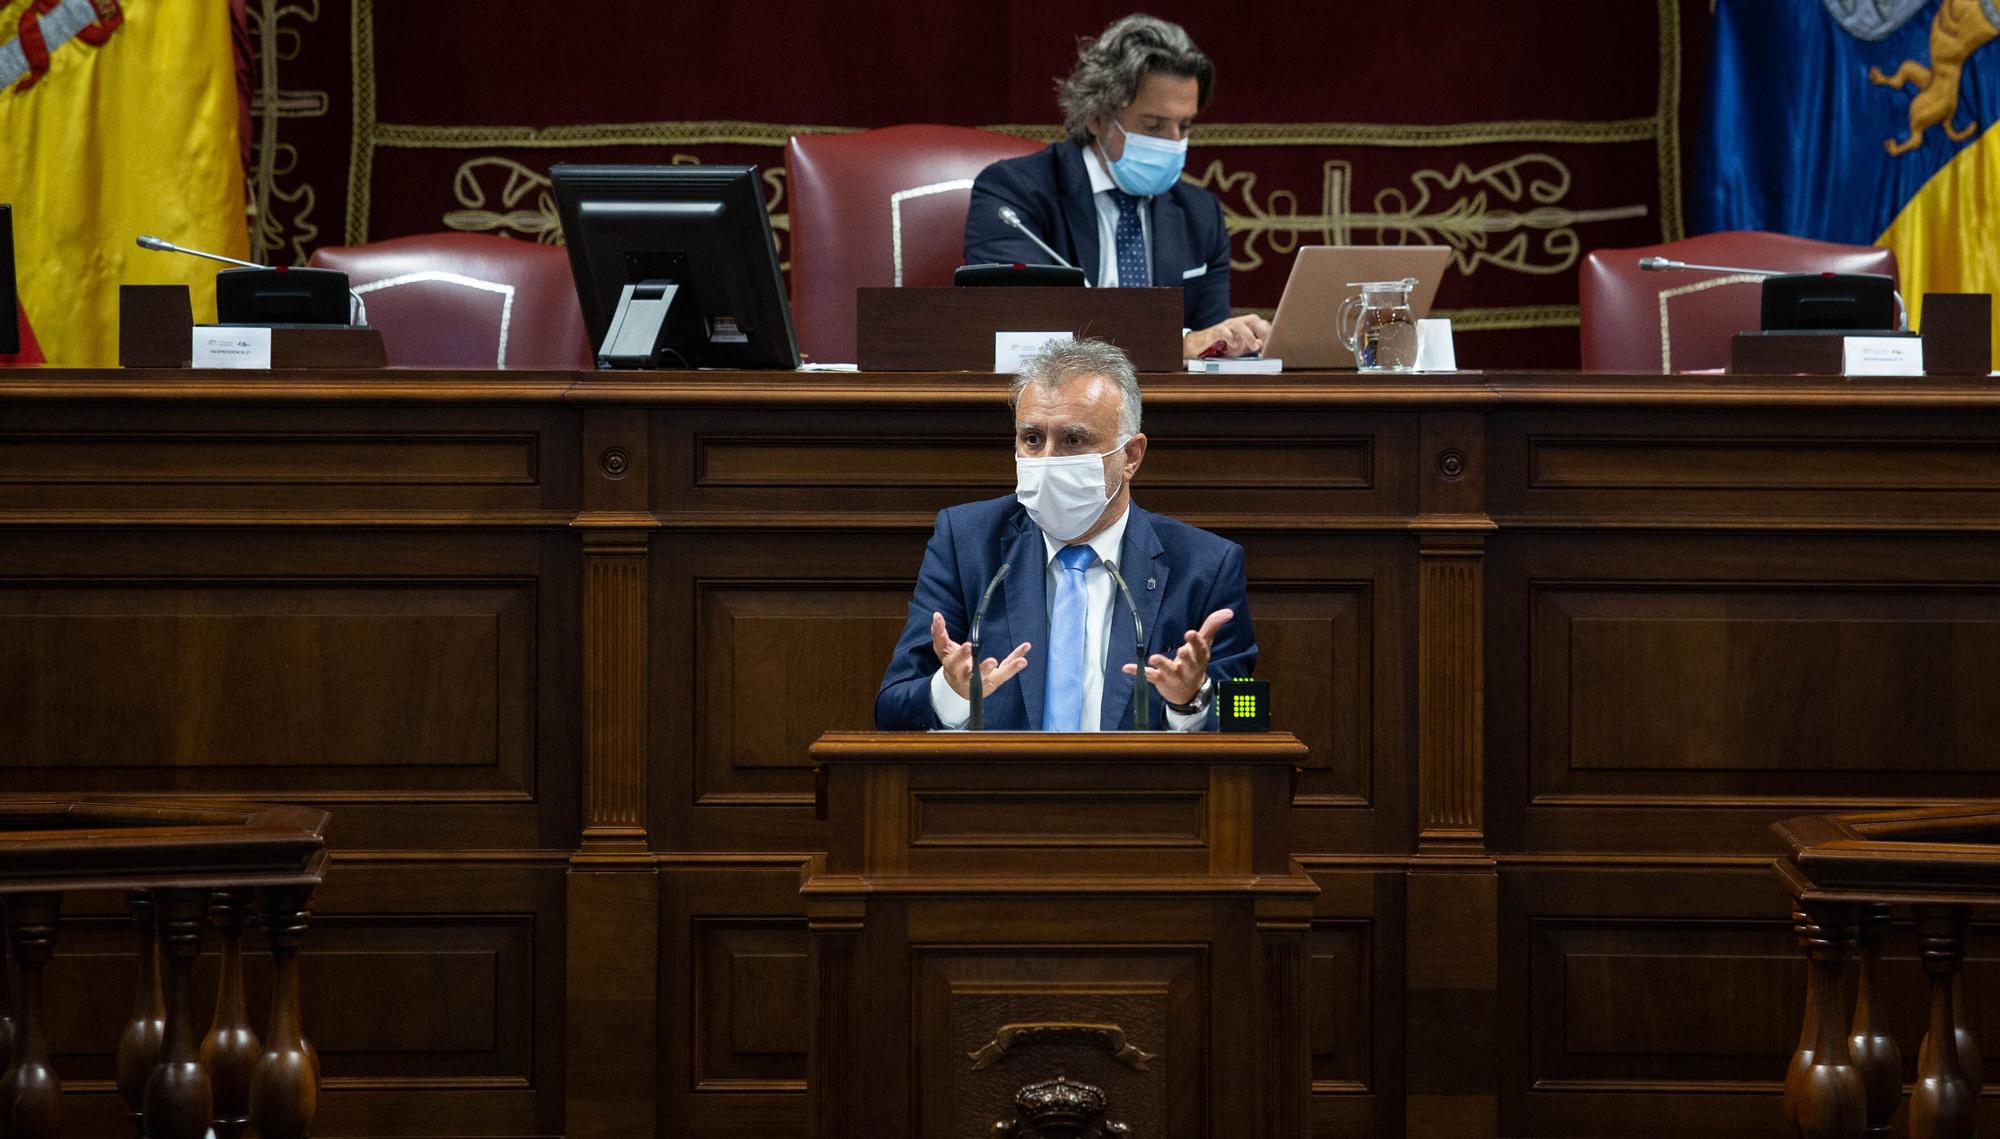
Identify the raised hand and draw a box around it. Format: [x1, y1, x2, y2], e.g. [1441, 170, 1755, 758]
[931, 611, 1031, 700]
[1123, 607, 1233, 705]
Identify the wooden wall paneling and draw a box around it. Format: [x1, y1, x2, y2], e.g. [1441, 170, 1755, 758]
[0, 527, 581, 852]
[1500, 862, 1811, 1139]
[1485, 530, 2000, 855]
[660, 860, 813, 1139]
[1299, 864, 1406, 1139]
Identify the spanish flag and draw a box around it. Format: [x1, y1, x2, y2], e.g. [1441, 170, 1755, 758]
[0, 1, 246, 366]
[1697, 0, 2000, 357]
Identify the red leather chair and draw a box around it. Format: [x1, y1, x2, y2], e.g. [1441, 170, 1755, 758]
[1579, 231, 1899, 372]
[786, 125, 1044, 364]
[308, 232, 592, 369]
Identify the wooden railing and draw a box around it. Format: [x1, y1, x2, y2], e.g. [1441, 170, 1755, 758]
[1774, 804, 2000, 1139]
[0, 798, 328, 1139]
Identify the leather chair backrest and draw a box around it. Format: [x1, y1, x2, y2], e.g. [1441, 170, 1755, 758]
[786, 124, 1044, 364]
[309, 232, 592, 369]
[1579, 231, 1899, 372]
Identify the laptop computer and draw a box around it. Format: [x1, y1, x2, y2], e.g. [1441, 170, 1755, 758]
[1261, 245, 1452, 369]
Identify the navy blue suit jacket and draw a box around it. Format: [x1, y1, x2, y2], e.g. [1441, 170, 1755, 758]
[963, 142, 1232, 332]
[875, 496, 1256, 731]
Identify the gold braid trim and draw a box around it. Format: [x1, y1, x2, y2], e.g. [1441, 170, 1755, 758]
[370, 117, 1659, 151]
[1234, 305, 1580, 331]
[1655, 0, 1686, 241]
[345, 0, 376, 243]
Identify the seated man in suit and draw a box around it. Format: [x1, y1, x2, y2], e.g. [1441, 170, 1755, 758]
[876, 338, 1255, 731]
[962, 14, 1270, 360]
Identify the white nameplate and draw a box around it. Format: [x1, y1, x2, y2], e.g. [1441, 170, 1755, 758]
[1842, 336, 1923, 377]
[192, 327, 273, 369]
[994, 331, 1071, 373]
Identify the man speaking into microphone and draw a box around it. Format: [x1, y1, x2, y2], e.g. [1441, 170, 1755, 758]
[875, 339, 1255, 731]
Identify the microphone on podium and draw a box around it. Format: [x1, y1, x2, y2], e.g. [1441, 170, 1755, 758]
[997, 207, 1083, 274]
[1638, 256, 1905, 331]
[1102, 559, 1152, 731]
[966, 562, 1011, 731]
[1637, 255, 1786, 277]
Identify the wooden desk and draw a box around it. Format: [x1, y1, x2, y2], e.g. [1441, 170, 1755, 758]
[3, 367, 1999, 1138]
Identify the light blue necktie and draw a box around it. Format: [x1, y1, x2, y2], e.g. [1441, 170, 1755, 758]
[1110, 190, 1149, 288]
[1043, 544, 1098, 731]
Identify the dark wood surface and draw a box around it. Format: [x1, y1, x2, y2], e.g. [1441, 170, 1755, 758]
[855, 287, 1183, 372]
[6, 367, 2000, 1137]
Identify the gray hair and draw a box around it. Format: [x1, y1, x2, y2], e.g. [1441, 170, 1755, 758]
[1010, 338, 1143, 441]
[1057, 14, 1214, 147]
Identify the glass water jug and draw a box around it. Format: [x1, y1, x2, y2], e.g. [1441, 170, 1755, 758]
[1337, 278, 1420, 372]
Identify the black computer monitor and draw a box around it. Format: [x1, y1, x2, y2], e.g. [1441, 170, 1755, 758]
[1, 205, 18, 356]
[551, 164, 798, 370]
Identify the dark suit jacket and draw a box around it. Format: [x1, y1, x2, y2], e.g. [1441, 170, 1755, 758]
[875, 496, 1256, 730]
[963, 142, 1232, 332]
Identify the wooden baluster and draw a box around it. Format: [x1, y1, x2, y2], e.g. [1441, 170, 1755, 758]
[0, 899, 16, 1076]
[1790, 900, 1866, 1139]
[113, 890, 166, 1138]
[1845, 902, 1903, 1138]
[0, 892, 62, 1139]
[201, 888, 261, 1139]
[250, 884, 318, 1139]
[1785, 908, 1827, 1129]
[143, 888, 213, 1139]
[1911, 904, 1978, 1139]
[1951, 966, 1983, 1103]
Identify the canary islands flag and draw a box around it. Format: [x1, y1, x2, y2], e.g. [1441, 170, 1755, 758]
[0, 1, 246, 366]
[1698, 0, 2000, 354]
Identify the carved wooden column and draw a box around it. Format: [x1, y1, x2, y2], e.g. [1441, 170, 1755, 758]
[114, 890, 165, 1137]
[1255, 897, 1312, 1139]
[567, 406, 661, 1139]
[144, 887, 213, 1139]
[806, 890, 864, 1139]
[1911, 904, 1977, 1139]
[0, 892, 61, 1139]
[202, 887, 262, 1139]
[1787, 901, 1864, 1139]
[249, 884, 318, 1139]
[1846, 903, 1901, 1139]
[1407, 411, 1500, 1137]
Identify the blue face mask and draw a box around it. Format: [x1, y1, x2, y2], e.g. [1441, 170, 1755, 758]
[1100, 119, 1187, 198]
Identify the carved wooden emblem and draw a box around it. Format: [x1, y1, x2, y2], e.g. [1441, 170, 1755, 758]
[991, 1075, 1128, 1139]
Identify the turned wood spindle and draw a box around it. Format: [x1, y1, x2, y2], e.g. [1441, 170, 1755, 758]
[1911, 904, 1978, 1139]
[0, 892, 63, 1139]
[1788, 900, 1865, 1139]
[143, 888, 214, 1139]
[202, 888, 262, 1139]
[1847, 902, 1902, 1139]
[1784, 909, 1826, 1126]
[250, 884, 319, 1139]
[113, 890, 166, 1138]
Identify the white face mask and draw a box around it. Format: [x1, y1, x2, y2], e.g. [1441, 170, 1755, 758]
[1015, 441, 1127, 542]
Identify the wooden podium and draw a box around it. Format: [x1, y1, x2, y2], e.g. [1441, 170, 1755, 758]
[803, 731, 1318, 1139]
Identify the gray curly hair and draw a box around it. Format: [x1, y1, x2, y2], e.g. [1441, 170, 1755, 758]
[1057, 14, 1214, 147]
[1010, 338, 1143, 441]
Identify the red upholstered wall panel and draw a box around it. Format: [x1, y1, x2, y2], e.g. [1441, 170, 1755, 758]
[245, 0, 1713, 368]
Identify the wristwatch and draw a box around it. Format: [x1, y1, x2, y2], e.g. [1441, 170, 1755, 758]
[1164, 676, 1214, 716]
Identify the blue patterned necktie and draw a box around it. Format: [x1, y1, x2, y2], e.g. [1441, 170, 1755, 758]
[1042, 544, 1099, 731]
[1110, 190, 1149, 288]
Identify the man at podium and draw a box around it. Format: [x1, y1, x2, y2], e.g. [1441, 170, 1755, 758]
[962, 14, 1270, 360]
[876, 338, 1256, 731]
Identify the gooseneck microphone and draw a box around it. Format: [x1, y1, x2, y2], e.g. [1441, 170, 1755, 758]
[996, 207, 1082, 274]
[1102, 559, 1152, 731]
[135, 234, 368, 326]
[965, 562, 1011, 731]
[1636, 255, 1786, 277]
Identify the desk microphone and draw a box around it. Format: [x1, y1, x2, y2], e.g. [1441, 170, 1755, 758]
[966, 562, 1011, 731]
[996, 207, 1083, 275]
[1102, 558, 1152, 731]
[1637, 255, 1786, 278]
[135, 235, 367, 325]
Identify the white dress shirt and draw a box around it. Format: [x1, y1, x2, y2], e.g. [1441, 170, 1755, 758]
[929, 505, 1207, 730]
[1085, 145, 1153, 289]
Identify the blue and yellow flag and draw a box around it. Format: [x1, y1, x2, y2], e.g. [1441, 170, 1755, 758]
[0, 1, 246, 366]
[1698, 0, 2000, 352]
